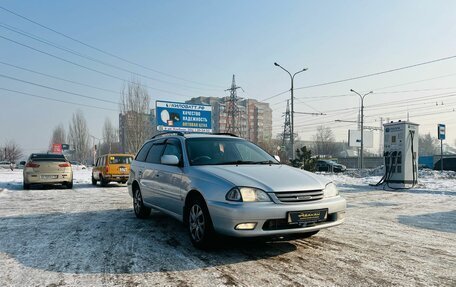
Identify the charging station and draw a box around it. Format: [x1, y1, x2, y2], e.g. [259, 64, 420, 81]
[378, 121, 419, 189]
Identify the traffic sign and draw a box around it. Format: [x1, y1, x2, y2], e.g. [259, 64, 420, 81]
[438, 124, 445, 140]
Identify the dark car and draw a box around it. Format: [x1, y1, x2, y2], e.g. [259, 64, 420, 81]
[315, 160, 346, 173]
[433, 158, 456, 172]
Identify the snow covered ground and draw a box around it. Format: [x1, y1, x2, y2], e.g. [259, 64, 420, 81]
[0, 168, 455, 286]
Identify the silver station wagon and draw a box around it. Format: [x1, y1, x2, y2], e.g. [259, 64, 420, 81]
[128, 133, 346, 248]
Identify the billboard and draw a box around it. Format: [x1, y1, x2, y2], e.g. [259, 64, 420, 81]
[348, 130, 374, 148]
[51, 144, 63, 154]
[156, 100, 212, 133]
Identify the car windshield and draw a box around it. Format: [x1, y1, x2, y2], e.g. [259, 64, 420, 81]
[186, 137, 279, 166]
[109, 156, 133, 164]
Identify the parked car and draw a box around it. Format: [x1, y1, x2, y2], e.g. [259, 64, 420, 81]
[23, 153, 73, 189]
[315, 160, 346, 173]
[92, 154, 133, 186]
[128, 133, 346, 249]
[16, 161, 26, 170]
[70, 161, 87, 170]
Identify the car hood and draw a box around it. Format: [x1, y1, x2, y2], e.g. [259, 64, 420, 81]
[193, 164, 330, 192]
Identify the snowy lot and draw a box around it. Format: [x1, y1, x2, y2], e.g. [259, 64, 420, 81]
[0, 169, 455, 286]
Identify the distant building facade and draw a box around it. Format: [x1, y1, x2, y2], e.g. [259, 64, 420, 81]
[119, 110, 156, 153]
[185, 96, 272, 145]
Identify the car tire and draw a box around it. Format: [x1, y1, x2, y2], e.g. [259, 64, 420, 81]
[133, 187, 151, 219]
[187, 196, 215, 249]
[66, 181, 73, 189]
[100, 176, 108, 187]
[91, 175, 97, 185]
[23, 182, 30, 190]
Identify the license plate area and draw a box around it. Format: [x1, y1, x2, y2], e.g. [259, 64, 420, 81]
[41, 175, 58, 179]
[287, 209, 328, 224]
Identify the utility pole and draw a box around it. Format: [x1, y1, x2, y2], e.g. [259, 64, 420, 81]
[350, 89, 373, 170]
[274, 62, 307, 159]
[225, 75, 244, 136]
[379, 117, 384, 156]
[282, 100, 292, 160]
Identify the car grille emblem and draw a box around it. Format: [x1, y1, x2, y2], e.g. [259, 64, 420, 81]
[296, 195, 312, 200]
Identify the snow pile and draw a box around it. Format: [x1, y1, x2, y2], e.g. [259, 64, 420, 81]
[317, 168, 456, 195]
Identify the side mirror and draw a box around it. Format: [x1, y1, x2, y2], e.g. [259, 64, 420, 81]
[20, 161, 26, 165]
[161, 155, 180, 166]
[274, 155, 281, 162]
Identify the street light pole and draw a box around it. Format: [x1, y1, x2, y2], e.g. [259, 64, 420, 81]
[350, 89, 373, 170]
[274, 62, 307, 160]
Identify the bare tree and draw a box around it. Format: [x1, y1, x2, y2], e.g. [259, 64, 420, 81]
[312, 126, 338, 156]
[1, 140, 23, 163]
[49, 124, 66, 150]
[100, 118, 118, 154]
[419, 133, 439, 156]
[120, 79, 152, 153]
[68, 110, 91, 163]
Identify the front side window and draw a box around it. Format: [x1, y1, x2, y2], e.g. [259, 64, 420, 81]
[162, 139, 182, 160]
[186, 138, 278, 166]
[145, 144, 165, 164]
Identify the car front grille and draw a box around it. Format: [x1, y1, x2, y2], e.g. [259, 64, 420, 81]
[274, 190, 324, 203]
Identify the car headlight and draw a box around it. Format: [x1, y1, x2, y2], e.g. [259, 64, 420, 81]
[226, 187, 271, 202]
[324, 182, 339, 198]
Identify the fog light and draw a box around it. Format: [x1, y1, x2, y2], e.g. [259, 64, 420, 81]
[235, 223, 257, 230]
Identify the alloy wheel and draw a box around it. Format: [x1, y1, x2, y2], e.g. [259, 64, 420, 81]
[134, 190, 142, 214]
[189, 204, 205, 242]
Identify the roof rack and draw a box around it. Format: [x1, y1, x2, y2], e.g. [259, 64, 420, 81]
[211, 133, 238, 137]
[150, 131, 185, 139]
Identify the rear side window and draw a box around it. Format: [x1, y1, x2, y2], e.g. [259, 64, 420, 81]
[145, 144, 165, 164]
[109, 156, 133, 164]
[136, 142, 153, 162]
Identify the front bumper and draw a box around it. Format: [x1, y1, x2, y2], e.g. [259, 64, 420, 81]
[208, 196, 346, 237]
[24, 172, 73, 184]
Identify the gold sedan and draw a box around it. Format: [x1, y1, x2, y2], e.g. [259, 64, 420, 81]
[23, 153, 73, 189]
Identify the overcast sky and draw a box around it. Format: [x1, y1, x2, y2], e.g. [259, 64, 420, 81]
[1, 0, 456, 155]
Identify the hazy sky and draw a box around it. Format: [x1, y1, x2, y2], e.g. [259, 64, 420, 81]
[1, 0, 456, 155]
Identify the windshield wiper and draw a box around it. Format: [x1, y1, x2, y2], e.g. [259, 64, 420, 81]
[215, 160, 256, 165]
[215, 160, 279, 165]
[252, 160, 279, 165]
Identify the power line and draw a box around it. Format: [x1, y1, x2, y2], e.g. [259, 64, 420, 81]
[0, 73, 118, 104]
[0, 23, 220, 92]
[261, 89, 290, 102]
[0, 5, 225, 89]
[0, 34, 192, 99]
[0, 87, 117, 111]
[273, 91, 456, 130]
[295, 55, 456, 91]
[0, 61, 119, 95]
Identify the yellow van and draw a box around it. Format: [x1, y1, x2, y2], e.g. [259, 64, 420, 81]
[92, 154, 133, 186]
